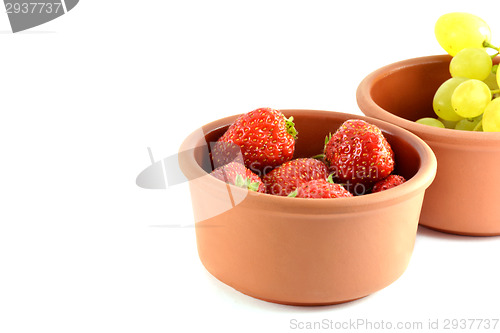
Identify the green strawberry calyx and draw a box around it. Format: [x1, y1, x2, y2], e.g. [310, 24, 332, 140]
[326, 174, 335, 184]
[311, 153, 325, 160]
[234, 174, 260, 192]
[287, 189, 298, 198]
[324, 133, 332, 147]
[284, 116, 298, 140]
[310, 133, 332, 160]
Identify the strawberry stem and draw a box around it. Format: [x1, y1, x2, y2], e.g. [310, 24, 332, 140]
[311, 153, 325, 160]
[284, 116, 298, 140]
[287, 190, 298, 197]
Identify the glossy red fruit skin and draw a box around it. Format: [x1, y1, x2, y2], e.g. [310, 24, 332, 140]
[295, 179, 353, 199]
[211, 107, 296, 173]
[372, 175, 406, 193]
[324, 119, 394, 190]
[262, 158, 329, 196]
[210, 162, 266, 193]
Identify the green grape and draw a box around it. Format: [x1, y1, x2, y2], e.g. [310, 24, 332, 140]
[438, 117, 458, 129]
[416, 117, 445, 128]
[435, 12, 491, 56]
[483, 71, 499, 90]
[497, 66, 500, 88]
[433, 77, 467, 121]
[450, 48, 492, 80]
[454, 115, 482, 131]
[482, 98, 500, 132]
[451, 79, 491, 118]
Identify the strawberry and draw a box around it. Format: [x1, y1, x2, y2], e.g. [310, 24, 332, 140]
[288, 176, 352, 199]
[262, 158, 329, 196]
[324, 119, 394, 193]
[211, 107, 297, 173]
[372, 175, 406, 193]
[210, 162, 265, 193]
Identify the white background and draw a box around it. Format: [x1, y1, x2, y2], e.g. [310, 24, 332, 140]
[1, 1, 499, 332]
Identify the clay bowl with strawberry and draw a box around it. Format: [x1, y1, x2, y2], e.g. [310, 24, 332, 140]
[357, 55, 500, 236]
[178, 108, 436, 306]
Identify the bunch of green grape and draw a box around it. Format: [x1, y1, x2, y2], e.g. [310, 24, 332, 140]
[416, 12, 500, 132]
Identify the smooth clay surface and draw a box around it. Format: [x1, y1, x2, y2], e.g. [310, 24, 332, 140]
[179, 110, 437, 305]
[357, 55, 500, 236]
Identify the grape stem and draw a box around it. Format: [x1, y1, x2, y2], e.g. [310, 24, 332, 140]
[491, 89, 500, 95]
[484, 41, 500, 51]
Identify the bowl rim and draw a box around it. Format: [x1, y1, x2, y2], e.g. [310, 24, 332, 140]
[356, 54, 500, 146]
[178, 109, 437, 212]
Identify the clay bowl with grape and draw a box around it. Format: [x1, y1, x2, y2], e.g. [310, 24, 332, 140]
[357, 54, 500, 236]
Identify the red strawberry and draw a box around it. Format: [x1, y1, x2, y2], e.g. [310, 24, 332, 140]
[210, 162, 265, 193]
[324, 119, 394, 193]
[211, 107, 297, 173]
[289, 177, 353, 199]
[372, 175, 406, 193]
[262, 158, 329, 196]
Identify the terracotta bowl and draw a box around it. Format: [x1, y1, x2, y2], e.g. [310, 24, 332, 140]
[178, 109, 436, 305]
[357, 55, 500, 236]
